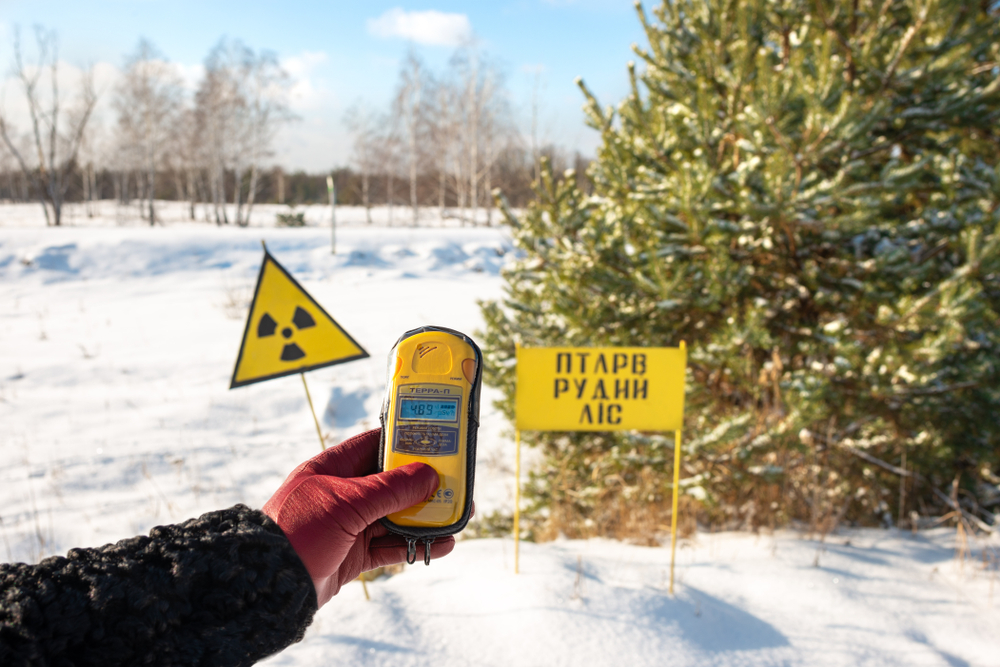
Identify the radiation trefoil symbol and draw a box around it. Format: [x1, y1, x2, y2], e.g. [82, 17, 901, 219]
[257, 306, 316, 362]
[229, 248, 369, 389]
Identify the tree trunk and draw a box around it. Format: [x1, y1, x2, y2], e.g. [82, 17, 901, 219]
[408, 61, 421, 227]
[211, 167, 221, 225]
[41, 196, 54, 226]
[173, 169, 185, 206]
[410, 149, 418, 226]
[199, 171, 211, 223]
[81, 163, 91, 218]
[469, 147, 477, 226]
[454, 145, 465, 226]
[88, 164, 97, 217]
[233, 167, 244, 226]
[409, 117, 418, 226]
[468, 67, 479, 227]
[214, 164, 228, 225]
[485, 142, 492, 227]
[47, 170, 63, 226]
[387, 171, 394, 226]
[244, 164, 259, 227]
[187, 168, 196, 220]
[438, 164, 446, 222]
[31, 168, 52, 226]
[134, 170, 146, 220]
[146, 162, 156, 226]
[362, 170, 371, 225]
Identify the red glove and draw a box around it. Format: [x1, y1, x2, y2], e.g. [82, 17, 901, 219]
[262, 428, 456, 607]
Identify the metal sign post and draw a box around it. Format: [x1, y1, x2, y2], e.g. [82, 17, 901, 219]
[327, 175, 336, 255]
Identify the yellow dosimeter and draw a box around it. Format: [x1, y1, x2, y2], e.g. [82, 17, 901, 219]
[379, 326, 482, 564]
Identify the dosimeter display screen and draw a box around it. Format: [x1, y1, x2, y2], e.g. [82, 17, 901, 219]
[399, 397, 459, 422]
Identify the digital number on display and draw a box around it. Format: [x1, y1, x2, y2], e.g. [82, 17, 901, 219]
[398, 397, 459, 422]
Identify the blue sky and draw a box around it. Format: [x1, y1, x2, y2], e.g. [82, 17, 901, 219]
[0, 1, 645, 171]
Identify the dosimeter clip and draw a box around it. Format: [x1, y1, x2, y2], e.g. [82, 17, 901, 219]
[378, 326, 482, 564]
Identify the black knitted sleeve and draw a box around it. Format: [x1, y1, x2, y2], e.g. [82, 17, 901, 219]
[0, 504, 318, 667]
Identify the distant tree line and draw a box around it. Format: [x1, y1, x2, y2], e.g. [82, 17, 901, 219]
[0, 30, 295, 226]
[0, 28, 591, 226]
[341, 49, 592, 226]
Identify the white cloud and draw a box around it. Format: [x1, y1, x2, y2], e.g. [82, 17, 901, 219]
[367, 8, 472, 47]
[281, 51, 327, 79]
[280, 51, 334, 113]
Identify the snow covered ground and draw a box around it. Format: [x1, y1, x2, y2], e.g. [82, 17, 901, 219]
[1, 202, 998, 666]
[296, 531, 998, 667]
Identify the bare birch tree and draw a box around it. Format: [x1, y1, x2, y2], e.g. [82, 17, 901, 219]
[77, 117, 105, 218]
[473, 64, 517, 226]
[113, 39, 183, 226]
[167, 106, 205, 221]
[374, 112, 401, 226]
[425, 76, 457, 219]
[0, 27, 97, 226]
[464, 50, 480, 222]
[242, 49, 293, 226]
[394, 52, 424, 226]
[195, 40, 292, 227]
[436, 46, 515, 225]
[344, 102, 379, 224]
[194, 61, 231, 224]
[529, 70, 544, 184]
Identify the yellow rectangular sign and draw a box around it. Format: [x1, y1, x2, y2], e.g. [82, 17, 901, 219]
[516, 346, 686, 431]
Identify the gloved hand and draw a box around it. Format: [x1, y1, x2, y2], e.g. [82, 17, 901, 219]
[262, 428, 455, 607]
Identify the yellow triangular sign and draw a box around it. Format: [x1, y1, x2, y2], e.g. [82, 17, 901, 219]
[230, 249, 369, 388]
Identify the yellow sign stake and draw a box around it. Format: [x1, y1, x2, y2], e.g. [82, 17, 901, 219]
[670, 428, 682, 596]
[358, 571, 370, 600]
[230, 247, 368, 388]
[300, 373, 326, 451]
[514, 429, 521, 574]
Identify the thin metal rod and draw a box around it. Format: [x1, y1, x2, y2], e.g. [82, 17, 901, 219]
[669, 428, 682, 596]
[514, 429, 521, 574]
[301, 373, 325, 451]
[358, 571, 370, 601]
[327, 175, 336, 255]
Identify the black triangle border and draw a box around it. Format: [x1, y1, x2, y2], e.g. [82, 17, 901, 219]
[229, 248, 370, 389]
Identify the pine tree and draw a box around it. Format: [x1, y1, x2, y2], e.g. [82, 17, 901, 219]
[482, 0, 1000, 538]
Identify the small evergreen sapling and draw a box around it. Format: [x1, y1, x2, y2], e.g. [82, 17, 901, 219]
[482, 0, 1000, 537]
